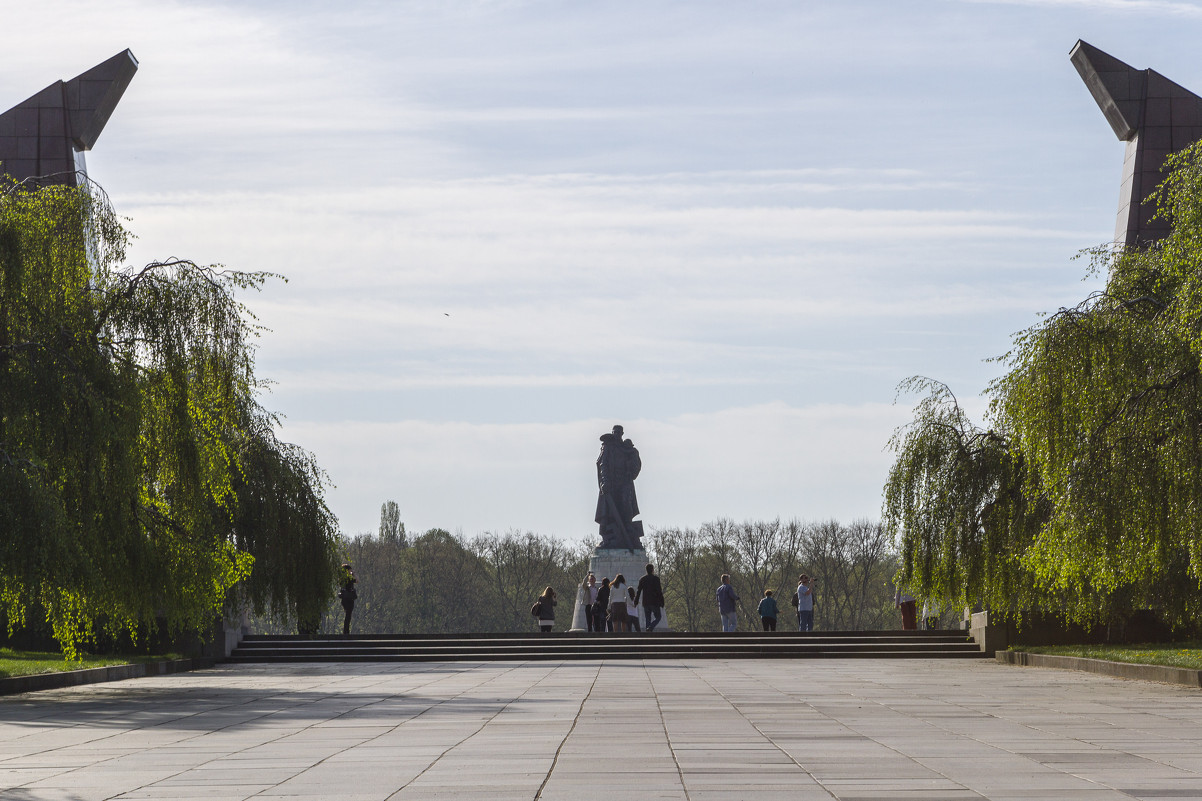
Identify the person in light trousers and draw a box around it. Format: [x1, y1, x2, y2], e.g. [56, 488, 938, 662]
[716, 574, 739, 632]
[796, 574, 814, 632]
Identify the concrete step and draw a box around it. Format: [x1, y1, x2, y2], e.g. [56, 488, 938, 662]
[228, 630, 988, 662]
[239, 630, 973, 641]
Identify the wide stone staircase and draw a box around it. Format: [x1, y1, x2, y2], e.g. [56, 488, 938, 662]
[227, 630, 987, 662]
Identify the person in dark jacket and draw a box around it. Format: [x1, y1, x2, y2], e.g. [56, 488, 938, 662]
[594, 577, 611, 633]
[757, 589, 779, 631]
[635, 563, 665, 632]
[535, 586, 557, 633]
[716, 573, 739, 632]
[338, 563, 357, 635]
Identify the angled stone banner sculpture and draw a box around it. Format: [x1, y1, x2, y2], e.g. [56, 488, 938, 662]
[0, 49, 138, 186]
[1072, 40, 1202, 247]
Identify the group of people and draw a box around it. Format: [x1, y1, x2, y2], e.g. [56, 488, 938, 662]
[343, 560, 937, 636]
[533, 563, 668, 634]
[577, 563, 666, 633]
[538, 568, 818, 634]
[532, 564, 667, 634]
[718, 572, 814, 632]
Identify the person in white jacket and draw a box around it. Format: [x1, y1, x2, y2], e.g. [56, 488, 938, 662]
[795, 574, 814, 632]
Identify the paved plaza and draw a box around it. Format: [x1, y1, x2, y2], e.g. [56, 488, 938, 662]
[2, 659, 1202, 801]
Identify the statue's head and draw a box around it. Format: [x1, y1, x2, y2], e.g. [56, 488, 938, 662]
[612, 424, 624, 437]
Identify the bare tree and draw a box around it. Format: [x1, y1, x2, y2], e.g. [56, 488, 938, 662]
[695, 519, 807, 630]
[472, 531, 587, 631]
[650, 519, 897, 632]
[649, 526, 721, 631]
[800, 519, 897, 630]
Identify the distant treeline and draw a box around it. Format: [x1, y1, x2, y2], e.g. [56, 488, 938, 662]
[649, 519, 902, 632]
[249, 518, 916, 634]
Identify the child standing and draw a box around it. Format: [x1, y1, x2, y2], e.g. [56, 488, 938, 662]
[626, 587, 641, 632]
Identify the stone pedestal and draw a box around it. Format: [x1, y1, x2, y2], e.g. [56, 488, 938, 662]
[570, 548, 671, 632]
[969, 610, 1007, 655]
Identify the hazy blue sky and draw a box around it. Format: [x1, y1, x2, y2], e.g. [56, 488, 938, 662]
[6, 0, 1202, 540]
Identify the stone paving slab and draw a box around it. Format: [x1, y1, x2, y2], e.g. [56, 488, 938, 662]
[0, 659, 1200, 800]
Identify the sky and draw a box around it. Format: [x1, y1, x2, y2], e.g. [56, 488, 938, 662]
[6, 0, 1202, 541]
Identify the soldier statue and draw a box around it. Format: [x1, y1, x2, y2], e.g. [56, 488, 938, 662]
[595, 425, 643, 549]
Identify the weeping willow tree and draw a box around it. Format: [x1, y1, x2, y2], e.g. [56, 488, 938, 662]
[885, 142, 1202, 628]
[883, 378, 1047, 619]
[0, 179, 340, 656]
[229, 405, 342, 635]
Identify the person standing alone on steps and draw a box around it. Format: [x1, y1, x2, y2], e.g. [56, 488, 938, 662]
[338, 563, 357, 636]
[716, 574, 739, 632]
[796, 574, 814, 632]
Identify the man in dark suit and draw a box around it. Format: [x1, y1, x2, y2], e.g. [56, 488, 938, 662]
[635, 563, 665, 632]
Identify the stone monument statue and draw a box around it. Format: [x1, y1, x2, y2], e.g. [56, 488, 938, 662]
[571, 424, 669, 631]
[595, 424, 643, 549]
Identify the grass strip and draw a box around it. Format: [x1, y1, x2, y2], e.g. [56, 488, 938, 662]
[0, 648, 181, 678]
[1010, 641, 1202, 671]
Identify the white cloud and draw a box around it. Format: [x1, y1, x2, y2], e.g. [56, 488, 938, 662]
[117, 173, 1087, 294]
[107, 170, 1095, 400]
